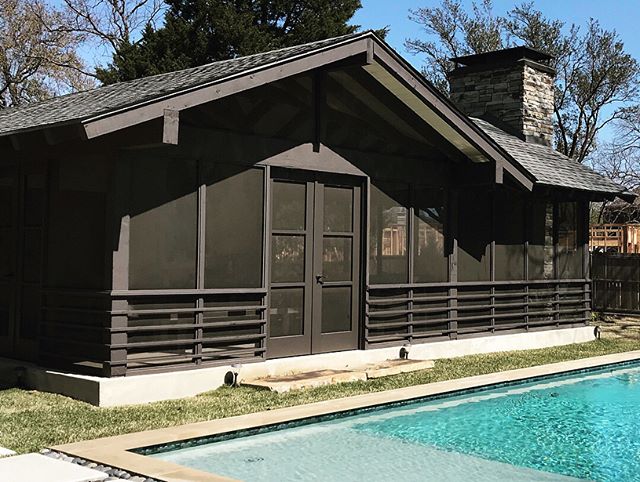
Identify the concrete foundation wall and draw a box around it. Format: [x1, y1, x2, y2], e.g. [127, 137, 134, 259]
[0, 326, 596, 407]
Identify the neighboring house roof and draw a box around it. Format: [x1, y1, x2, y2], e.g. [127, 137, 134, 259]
[473, 118, 635, 201]
[0, 31, 633, 201]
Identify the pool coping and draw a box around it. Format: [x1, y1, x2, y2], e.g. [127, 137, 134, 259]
[52, 350, 640, 482]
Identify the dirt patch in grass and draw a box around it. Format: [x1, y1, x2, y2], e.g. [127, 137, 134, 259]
[597, 315, 640, 340]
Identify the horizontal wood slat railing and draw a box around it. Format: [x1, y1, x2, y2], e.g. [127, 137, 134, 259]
[40, 289, 268, 376]
[117, 291, 268, 374]
[365, 280, 590, 347]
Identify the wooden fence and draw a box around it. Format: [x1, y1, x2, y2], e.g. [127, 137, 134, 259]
[590, 224, 640, 254]
[592, 253, 640, 313]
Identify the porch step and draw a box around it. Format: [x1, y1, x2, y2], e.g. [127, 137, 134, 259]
[243, 359, 434, 393]
[245, 369, 368, 392]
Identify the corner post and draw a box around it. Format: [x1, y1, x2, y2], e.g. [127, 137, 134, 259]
[106, 156, 130, 377]
[448, 189, 458, 339]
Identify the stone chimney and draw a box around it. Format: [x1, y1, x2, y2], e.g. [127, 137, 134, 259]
[448, 46, 555, 146]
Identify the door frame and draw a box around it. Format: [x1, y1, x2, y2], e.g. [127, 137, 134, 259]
[266, 168, 364, 358]
[310, 176, 361, 354]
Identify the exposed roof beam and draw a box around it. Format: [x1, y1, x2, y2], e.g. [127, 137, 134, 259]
[329, 69, 431, 145]
[366, 42, 534, 191]
[162, 109, 179, 145]
[495, 162, 504, 184]
[324, 75, 433, 156]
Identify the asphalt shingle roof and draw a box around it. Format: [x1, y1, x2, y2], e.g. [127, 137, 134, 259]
[472, 117, 633, 198]
[0, 32, 365, 136]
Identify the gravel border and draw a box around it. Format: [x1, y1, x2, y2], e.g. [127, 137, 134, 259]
[40, 449, 161, 482]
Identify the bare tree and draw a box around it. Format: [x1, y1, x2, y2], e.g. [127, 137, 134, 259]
[61, 0, 164, 55]
[0, 0, 90, 108]
[405, 0, 503, 93]
[588, 107, 640, 223]
[406, 1, 640, 163]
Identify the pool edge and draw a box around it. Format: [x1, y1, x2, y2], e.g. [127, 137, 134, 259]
[51, 350, 640, 482]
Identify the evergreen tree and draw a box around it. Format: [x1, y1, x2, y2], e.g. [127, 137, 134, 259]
[97, 0, 368, 84]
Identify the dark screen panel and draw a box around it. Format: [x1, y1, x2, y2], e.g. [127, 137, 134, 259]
[458, 190, 491, 282]
[0, 170, 15, 280]
[321, 286, 352, 333]
[323, 186, 352, 232]
[558, 201, 582, 279]
[270, 288, 304, 337]
[413, 187, 447, 283]
[204, 164, 263, 288]
[271, 235, 305, 283]
[495, 190, 525, 281]
[47, 160, 107, 289]
[129, 157, 197, 289]
[369, 182, 408, 284]
[272, 181, 306, 230]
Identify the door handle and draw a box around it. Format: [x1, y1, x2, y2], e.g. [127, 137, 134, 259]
[316, 274, 325, 285]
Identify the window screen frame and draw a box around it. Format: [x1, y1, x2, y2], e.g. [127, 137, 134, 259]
[126, 155, 269, 293]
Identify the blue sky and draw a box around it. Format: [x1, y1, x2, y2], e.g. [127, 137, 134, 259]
[353, 0, 640, 70]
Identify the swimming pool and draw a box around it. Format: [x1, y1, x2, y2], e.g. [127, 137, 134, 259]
[147, 362, 640, 481]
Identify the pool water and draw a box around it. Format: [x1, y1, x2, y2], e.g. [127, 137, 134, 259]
[151, 362, 640, 481]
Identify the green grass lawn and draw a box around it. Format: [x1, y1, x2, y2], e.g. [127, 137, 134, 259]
[1, 330, 640, 454]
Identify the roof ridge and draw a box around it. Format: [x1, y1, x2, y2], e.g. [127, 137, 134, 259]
[107, 30, 369, 89]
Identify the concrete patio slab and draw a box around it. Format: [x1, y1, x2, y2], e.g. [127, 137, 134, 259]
[0, 453, 108, 482]
[364, 359, 435, 378]
[243, 359, 435, 392]
[244, 369, 368, 392]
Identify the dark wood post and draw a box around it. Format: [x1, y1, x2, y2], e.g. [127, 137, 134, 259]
[106, 157, 130, 377]
[407, 183, 414, 344]
[448, 189, 458, 339]
[524, 199, 530, 331]
[490, 189, 496, 333]
[582, 200, 591, 325]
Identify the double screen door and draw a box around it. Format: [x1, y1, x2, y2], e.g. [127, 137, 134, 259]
[268, 170, 361, 358]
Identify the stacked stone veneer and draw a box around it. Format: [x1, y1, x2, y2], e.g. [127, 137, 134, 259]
[449, 60, 555, 146]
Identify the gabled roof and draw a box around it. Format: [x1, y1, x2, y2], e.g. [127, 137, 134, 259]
[473, 118, 635, 200]
[0, 31, 632, 201]
[0, 33, 363, 136]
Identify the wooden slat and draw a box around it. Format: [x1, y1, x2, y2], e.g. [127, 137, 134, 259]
[365, 280, 589, 346]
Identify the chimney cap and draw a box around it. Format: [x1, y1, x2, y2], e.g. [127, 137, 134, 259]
[450, 46, 553, 67]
